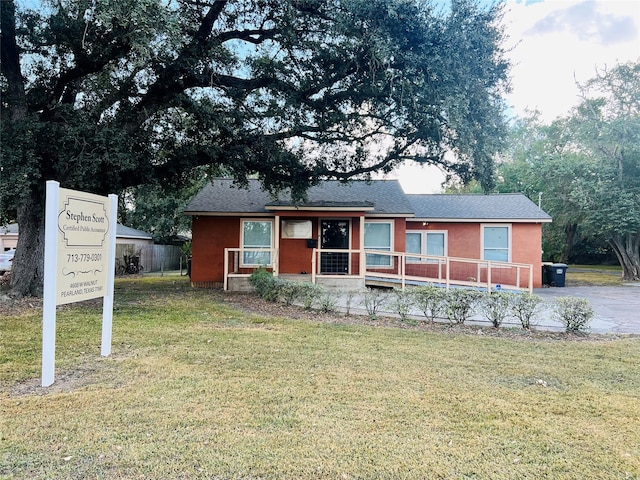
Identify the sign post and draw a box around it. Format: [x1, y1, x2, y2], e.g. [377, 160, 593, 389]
[42, 181, 117, 387]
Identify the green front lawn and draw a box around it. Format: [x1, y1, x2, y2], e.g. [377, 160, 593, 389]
[1, 277, 639, 479]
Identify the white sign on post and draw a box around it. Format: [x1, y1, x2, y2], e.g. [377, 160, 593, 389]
[42, 181, 117, 387]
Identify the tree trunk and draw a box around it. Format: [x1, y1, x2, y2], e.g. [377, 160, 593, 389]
[609, 233, 640, 282]
[2, 1, 43, 297]
[559, 223, 577, 264]
[9, 198, 46, 297]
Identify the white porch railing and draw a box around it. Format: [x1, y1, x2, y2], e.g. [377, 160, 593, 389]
[360, 251, 533, 293]
[223, 248, 279, 291]
[223, 247, 534, 293]
[311, 248, 534, 293]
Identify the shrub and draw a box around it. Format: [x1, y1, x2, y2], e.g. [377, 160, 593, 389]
[413, 285, 446, 323]
[391, 288, 414, 321]
[279, 280, 302, 306]
[249, 268, 276, 298]
[299, 282, 323, 310]
[318, 288, 338, 313]
[480, 291, 514, 328]
[343, 290, 358, 316]
[444, 289, 482, 324]
[511, 293, 543, 330]
[263, 277, 286, 302]
[554, 297, 594, 334]
[362, 288, 388, 319]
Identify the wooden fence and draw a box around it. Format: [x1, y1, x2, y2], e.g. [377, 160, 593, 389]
[115, 244, 183, 273]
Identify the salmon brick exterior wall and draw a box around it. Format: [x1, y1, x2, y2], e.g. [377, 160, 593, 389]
[191, 216, 240, 284]
[191, 216, 545, 288]
[405, 222, 544, 287]
[278, 215, 318, 275]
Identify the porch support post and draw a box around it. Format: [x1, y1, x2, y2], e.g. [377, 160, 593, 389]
[359, 215, 366, 279]
[223, 248, 229, 291]
[274, 214, 280, 276]
[445, 258, 450, 290]
[311, 248, 317, 284]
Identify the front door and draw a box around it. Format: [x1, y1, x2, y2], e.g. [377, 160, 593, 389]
[320, 220, 350, 274]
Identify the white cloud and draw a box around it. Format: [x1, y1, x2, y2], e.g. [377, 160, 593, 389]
[395, 0, 640, 193]
[504, 0, 640, 121]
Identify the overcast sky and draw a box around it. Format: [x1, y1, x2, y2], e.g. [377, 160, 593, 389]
[396, 0, 640, 193]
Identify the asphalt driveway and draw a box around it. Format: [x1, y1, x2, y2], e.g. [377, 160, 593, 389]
[337, 283, 640, 335]
[533, 284, 640, 334]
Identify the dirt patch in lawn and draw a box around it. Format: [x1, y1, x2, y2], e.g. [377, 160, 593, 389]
[0, 294, 42, 317]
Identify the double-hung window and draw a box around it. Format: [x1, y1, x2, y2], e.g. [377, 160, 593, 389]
[482, 225, 510, 262]
[364, 221, 393, 267]
[406, 231, 446, 262]
[406, 232, 423, 262]
[241, 220, 273, 266]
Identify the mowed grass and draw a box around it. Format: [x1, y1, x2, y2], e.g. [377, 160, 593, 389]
[566, 265, 624, 287]
[1, 277, 640, 479]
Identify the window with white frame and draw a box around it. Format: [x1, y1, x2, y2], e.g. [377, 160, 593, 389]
[482, 225, 510, 262]
[241, 220, 273, 266]
[406, 232, 422, 261]
[364, 221, 393, 267]
[406, 231, 446, 262]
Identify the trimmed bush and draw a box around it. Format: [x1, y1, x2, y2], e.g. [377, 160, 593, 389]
[444, 289, 482, 324]
[249, 268, 276, 299]
[299, 282, 323, 310]
[391, 288, 414, 321]
[343, 290, 358, 316]
[362, 288, 388, 319]
[318, 288, 338, 313]
[554, 297, 594, 334]
[480, 291, 514, 328]
[511, 293, 543, 330]
[279, 280, 302, 306]
[413, 285, 447, 323]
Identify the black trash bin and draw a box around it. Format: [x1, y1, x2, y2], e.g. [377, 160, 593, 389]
[542, 263, 553, 286]
[549, 263, 567, 287]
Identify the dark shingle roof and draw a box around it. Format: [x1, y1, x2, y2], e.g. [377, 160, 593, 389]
[0, 223, 19, 235]
[407, 194, 552, 222]
[185, 179, 552, 222]
[184, 178, 414, 215]
[116, 224, 153, 240]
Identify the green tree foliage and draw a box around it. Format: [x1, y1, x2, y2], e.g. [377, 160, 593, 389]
[119, 172, 208, 244]
[497, 113, 592, 263]
[568, 62, 640, 280]
[1, 0, 510, 296]
[496, 61, 640, 279]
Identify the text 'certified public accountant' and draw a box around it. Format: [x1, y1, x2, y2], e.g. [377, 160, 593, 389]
[56, 189, 112, 305]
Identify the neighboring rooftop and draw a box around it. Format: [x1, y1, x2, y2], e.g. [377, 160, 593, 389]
[0, 224, 19, 235]
[407, 193, 552, 222]
[116, 224, 153, 240]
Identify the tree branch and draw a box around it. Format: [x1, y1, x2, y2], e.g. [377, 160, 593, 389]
[0, 0, 28, 121]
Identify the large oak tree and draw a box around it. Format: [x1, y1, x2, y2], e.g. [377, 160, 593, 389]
[1, 0, 510, 296]
[496, 62, 640, 280]
[568, 61, 640, 280]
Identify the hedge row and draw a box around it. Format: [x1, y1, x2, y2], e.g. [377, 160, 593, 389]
[248, 269, 594, 334]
